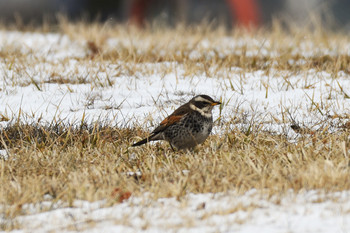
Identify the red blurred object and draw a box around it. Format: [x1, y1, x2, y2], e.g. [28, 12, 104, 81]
[129, 0, 261, 28]
[226, 0, 261, 27]
[130, 0, 153, 27]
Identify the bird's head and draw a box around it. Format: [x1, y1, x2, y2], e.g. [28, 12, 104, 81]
[189, 95, 221, 117]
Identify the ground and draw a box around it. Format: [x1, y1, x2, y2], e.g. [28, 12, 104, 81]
[1, 21, 350, 232]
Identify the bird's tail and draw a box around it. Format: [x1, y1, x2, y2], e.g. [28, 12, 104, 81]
[131, 137, 151, 147]
[132, 133, 163, 147]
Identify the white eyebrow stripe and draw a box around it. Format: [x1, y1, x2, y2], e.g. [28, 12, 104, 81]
[189, 103, 212, 118]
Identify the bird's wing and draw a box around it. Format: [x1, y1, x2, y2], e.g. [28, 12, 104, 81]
[152, 105, 189, 134]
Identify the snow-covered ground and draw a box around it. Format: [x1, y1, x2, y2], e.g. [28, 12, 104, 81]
[4, 189, 350, 233]
[1, 31, 350, 131]
[1, 31, 350, 232]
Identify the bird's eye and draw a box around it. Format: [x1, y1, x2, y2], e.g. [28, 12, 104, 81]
[195, 101, 209, 108]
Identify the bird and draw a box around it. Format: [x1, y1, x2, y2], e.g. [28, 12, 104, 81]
[132, 94, 221, 150]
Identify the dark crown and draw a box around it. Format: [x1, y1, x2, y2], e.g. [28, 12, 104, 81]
[191, 95, 221, 109]
[192, 95, 215, 103]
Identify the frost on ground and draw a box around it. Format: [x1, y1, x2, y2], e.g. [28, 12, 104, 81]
[1, 29, 350, 232]
[3, 190, 350, 233]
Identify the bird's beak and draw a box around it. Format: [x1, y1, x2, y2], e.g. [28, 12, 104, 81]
[211, 101, 221, 106]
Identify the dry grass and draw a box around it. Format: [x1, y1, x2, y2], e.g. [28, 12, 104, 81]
[1, 120, 350, 226]
[1, 18, 350, 230]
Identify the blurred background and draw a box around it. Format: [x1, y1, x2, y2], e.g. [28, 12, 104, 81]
[0, 0, 349, 30]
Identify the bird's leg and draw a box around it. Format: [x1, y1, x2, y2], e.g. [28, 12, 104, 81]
[169, 143, 175, 152]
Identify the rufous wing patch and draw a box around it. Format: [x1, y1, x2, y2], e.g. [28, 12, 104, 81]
[152, 113, 187, 135]
[160, 115, 183, 127]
